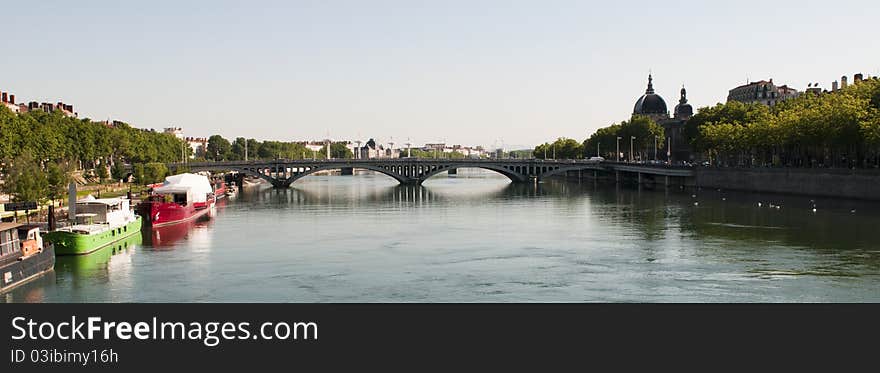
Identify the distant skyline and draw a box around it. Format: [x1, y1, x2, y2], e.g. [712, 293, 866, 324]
[2, 0, 878, 149]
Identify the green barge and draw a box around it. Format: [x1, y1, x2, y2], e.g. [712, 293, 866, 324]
[44, 197, 143, 255]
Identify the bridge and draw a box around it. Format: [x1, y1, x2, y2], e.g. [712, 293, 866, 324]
[168, 159, 694, 188]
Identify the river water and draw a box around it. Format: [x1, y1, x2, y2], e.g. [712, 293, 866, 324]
[5, 169, 880, 302]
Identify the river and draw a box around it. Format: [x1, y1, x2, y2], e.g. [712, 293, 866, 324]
[5, 169, 880, 302]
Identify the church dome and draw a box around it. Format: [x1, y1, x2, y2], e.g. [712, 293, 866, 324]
[674, 85, 693, 119]
[633, 74, 668, 115]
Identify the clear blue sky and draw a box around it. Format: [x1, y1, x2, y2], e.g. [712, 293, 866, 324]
[2, 0, 878, 149]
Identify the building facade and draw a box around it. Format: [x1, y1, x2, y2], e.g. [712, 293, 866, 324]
[0, 91, 20, 113]
[186, 137, 208, 158]
[727, 79, 799, 107]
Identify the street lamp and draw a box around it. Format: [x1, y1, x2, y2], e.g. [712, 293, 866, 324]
[616, 137, 622, 162]
[630, 136, 635, 163]
[597, 142, 600, 158]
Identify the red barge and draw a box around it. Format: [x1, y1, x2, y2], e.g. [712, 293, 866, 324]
[138, 173, 216, 227]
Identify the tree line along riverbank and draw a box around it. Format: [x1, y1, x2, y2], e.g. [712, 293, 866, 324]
[540, 77, 880, 169]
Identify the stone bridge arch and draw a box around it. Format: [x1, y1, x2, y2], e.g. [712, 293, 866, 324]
[280, 164, 412, 187]
[417, 163, 529, 183]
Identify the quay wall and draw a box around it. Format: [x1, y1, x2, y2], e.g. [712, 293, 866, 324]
[555, 167, 880, 200]
[694, 167, 880, 200]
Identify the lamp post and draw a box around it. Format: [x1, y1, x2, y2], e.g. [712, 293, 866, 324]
[654, 136, 657, 161]
[597, 142, 600, 158]
[630, 136, 635, 163]
[667, 137, 672, 164]
[616, 137, 621, 162]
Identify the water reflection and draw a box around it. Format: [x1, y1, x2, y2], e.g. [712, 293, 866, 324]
[55, 233, 141, 279]
[4, 169, 880, 302]
[142, 213, 215, 249]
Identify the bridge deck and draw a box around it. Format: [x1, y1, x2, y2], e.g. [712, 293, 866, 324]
[169, 159, 693, 187]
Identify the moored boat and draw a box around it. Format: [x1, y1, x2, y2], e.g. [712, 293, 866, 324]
[0, 223, 55, 293]
[137, 173, 215, 227]
[225, 183, 238, 198]
[43, 197, 143, 255]
[213, 179, 228, 200]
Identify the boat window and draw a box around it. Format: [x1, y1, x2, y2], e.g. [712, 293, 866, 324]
[0, 230, 21, 256]
[173, 193, 187, 205]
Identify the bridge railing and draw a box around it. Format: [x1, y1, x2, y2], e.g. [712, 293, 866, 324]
[168, 158, 694, 170]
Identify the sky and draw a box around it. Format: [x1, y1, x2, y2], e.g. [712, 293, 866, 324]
[2, 0, 878, 149]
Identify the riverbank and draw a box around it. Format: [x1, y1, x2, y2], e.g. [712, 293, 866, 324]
[1, 183, 147, 223]
[693, 167, 880, 201]
[552, 166, 880, 201]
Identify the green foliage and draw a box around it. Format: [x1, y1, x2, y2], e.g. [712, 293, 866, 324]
[0, 106, 188, 170]
[405, 149, 467, 159]
[319, 142, 354, 159]
[534, 138, 585, 159]
[95, 163, 109, 182]
[230, 137, 247, 160]
[207, 135, 232, 161]
[686, 78, 880, 167]
[1, 151, 49, 203]
[508, 149, 533, 159]
[110, 161, 127, 181]
[584, 124, 622, 159]
[132, 164, 145, 185]
[143, 163, 169, 184]
[173, 165, 190, 175]
[46, 161, 71, 201]
[582, 116, 662, 160]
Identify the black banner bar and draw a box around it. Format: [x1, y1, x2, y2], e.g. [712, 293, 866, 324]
[1, 304, 876, 370]
[3, 202, 38, 212]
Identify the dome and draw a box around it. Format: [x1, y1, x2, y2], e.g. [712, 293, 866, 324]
[633, 74, 668, 115]
[634, 94, 668, 115]
[674, 103, 693, 118]
[674, 85, 693, 119]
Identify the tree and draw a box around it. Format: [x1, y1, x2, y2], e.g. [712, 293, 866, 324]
[246, 139, 261, 159]
[207, 135, 232, 161]
[615, 116, 664, 161]
[1, 151, 48, 203]
[320, 142, 354, 159]
[111, 161, 128, 181]
[95, 163, 109, 183]
[584, 124, 622, 159]
[46, 161, 71, 202]
[230, 137, 247, 160]
[143, 163, 169, 184]
[132, 164, 146, 185]
[534, 138, 584, 159]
